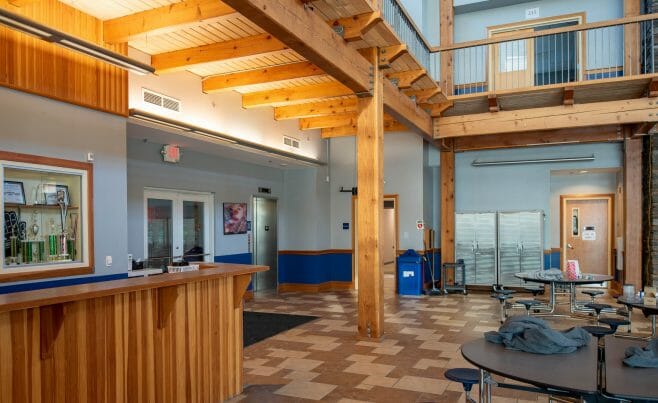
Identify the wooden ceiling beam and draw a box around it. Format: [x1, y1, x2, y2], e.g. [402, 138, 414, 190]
[386, 69, 425, 89]
[152, 33, 287, 74]
[379, 45, 407, 67]
[453, 125, 623, 151]
[563, 86, 575, 105]
[488, 94, 499, 112]
[330, 12, 382, 42]
[300, 113, 396, 130]
[421, 102, 454, 117]
[437, 98, 658, 138]
[242, 81, 352, 108]
[274, 97, 357, 120]
[321, 119, 407, 138]
[383, 78, 433, 140]
[202, 62, 324, 93]
[631, 122, 658, 137]
[222, 0, 371, 94]
[103, 0, 236, 43]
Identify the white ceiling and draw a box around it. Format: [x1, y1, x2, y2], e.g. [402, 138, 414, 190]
[127, 121, 323, 169]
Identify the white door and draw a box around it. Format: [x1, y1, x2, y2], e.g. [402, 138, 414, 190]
[144, 189, 214, 266]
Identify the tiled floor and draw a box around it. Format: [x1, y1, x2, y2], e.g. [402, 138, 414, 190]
[230, 285, 654, 403]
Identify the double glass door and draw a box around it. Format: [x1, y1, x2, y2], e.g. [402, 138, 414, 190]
[144, 189, 214, 267]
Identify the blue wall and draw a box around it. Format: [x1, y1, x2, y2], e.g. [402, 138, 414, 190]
[278, 252, 352, 285]
[0, 273, 128, 294]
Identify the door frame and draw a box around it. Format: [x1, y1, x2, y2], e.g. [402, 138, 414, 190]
[251, 195, 279, 291]
[559, 194, 614, 277]
[351, 194, 399, 290]
[143, 187, 215, 263]
[487, 12, 586, 90]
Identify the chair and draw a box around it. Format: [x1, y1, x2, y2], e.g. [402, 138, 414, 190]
[491, 293, 512, 323]
[582, 325, 615, 386]
[598, 317, 630, 333]
[516, 299, 542, 316]
[584, 303, 612, 323]
[444, 368, 480, 403]
[524, 286, 544, 297]
[581, 289, 604, 304]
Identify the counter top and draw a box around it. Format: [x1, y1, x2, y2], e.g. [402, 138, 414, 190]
[0, 263, 267, 313]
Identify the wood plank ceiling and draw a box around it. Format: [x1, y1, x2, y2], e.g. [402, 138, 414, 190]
[58, 0, 441, 139]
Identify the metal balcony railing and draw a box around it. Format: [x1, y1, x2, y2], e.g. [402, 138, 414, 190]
[380, 0, 439, 82]
[435, 15, 658, 97]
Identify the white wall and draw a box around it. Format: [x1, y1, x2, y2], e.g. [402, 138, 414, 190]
[455, 143, 623, 249]
[0, 87, 129, 280]
[128, 49, 323, 161]
[329, 132, 427, 251]
[126, 134, 285, 260]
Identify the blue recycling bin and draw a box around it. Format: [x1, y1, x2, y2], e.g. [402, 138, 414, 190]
[397, 249, 423, 295]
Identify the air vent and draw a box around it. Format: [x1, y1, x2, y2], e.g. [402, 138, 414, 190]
[142, 88, 181, 113]
[283, 135, 300, 149]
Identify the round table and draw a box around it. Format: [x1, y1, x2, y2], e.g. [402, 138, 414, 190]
[514, 270, 613, 317]
[617, 296, 658, 339]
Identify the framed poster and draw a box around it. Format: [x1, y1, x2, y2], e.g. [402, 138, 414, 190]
[3, 181, 26, 205]
[43, 184, 69, 206]
[223, 203, 247, 235]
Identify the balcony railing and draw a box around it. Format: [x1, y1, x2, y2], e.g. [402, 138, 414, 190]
[436, 15, 658, 97]
[380, 0, 440, 82]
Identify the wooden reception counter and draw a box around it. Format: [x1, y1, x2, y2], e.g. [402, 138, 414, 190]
[0, 263, 267, 403]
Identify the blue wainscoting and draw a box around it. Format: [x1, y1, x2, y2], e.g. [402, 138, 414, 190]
[215, 253, 254, 290]
[544, 250, 561, 270]
[278, 250, 352, 287]
[0, 273, 128, 295]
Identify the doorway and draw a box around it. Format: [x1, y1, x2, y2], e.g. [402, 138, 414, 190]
[253, 196, 278, 292]
[560, 194, 614, 283]
[144, 189, 214, 266]
[352, 195, 399, 291]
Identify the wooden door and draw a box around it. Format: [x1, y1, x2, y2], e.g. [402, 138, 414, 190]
[562, 197, 612, 277]
[492, 29, 534, 90]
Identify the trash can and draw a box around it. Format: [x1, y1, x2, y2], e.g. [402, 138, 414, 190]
[397, 249, 423, 295]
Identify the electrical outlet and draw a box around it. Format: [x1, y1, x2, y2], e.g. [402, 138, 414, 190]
[105, 255, 112, 267]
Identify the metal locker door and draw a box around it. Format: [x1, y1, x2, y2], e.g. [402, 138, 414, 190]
[455, 213, 476, 285]
[498, 212, 521, 286]
[474, 213, 497, 286]
[253, 197, 278, 291]
[519, 211, 543, 279]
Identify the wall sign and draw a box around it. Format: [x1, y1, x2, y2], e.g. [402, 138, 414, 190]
[525, 7, 539, 19]
[582, 226, 596, 241]
[416, 220, 425, 231]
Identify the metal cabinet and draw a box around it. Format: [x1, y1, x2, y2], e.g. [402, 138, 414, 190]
[455, 211, 544, 287]
[498, 211, 543, 287]
[455, 212, 497, 286]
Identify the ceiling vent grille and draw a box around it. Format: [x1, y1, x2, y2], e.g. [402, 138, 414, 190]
[142, 88, 181, 113]
[283, 135, 300, 149]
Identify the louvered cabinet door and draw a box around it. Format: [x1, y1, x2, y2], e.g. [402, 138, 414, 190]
[498, 212, 521, 286]
[455, 213, 477, 285]
[518, 211, 543, 280]
[474, 213, 497, 286]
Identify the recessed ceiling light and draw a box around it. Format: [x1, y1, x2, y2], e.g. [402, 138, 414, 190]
[280, 163, 288, 167]
[579, 170, 589, 174]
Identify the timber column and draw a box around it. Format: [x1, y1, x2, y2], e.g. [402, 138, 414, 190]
[624, 130, 643, 289]
[357, 47, 385, 339]
[440, 0, 456, 279]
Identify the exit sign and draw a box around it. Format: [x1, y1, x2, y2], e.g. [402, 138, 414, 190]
[525, 7, 539, 19]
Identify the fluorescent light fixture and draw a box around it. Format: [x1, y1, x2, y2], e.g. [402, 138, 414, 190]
[472, 155, 595, 167]
[129, 109, 323, 166]
[0, 8, 154, 75]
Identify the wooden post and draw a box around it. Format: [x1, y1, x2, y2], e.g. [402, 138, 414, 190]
[624, 132, 643, 289]
[624, 0, 640, 75]
[440, 139, 455, 284]
[357, 47, 385, 339]
[439, 0, 454, 94]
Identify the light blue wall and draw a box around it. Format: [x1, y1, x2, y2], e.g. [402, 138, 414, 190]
[329, 132, 426, 251]
[0, 87, 129, 283]
[455, 143, 622, 250]
[126, 133, 285, 260]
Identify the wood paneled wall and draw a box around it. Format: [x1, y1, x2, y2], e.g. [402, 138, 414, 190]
[0, 276, 246, 403]
[0, 0, 128, 116]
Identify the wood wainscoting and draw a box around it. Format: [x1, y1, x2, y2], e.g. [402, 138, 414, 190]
[0, 264, 266, 403]
[0, 0, 128, 116]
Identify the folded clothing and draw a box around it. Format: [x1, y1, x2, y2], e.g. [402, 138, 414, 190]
[624, 339, 658, 368]
[485, 316, 591, 354]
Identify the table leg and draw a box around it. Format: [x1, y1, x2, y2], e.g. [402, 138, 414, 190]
[652, 315, 656, 339]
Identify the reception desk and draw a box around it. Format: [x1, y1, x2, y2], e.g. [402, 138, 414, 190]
[0, 263, 267, 403]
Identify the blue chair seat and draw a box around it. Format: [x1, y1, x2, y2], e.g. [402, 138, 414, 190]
[517, 300, 541, 308]
[444, 368, 480, 392]
[582, 325, 615, 338]
[491, 293, 512, 302]
[584, 303, 611, 315]
[598, 317, 630, 332]
[582, 290, 604, 297]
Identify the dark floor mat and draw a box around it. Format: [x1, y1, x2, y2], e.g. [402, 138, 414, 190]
[243, 311, 318, 347]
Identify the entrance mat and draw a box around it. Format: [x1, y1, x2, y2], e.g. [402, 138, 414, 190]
[243, 311, 318, 347]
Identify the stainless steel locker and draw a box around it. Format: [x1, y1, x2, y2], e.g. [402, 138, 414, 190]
[455, 212, 497, 285]
[253, 197, 278, 291]
[497, 211, 543, 287]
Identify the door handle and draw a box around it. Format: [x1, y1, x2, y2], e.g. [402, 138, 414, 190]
[567, 243, 574, 249]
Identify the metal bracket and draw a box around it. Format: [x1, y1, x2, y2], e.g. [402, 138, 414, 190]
[332, 24, 345, 37]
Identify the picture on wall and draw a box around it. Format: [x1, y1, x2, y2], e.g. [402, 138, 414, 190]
[3, 181, 26, 205]
[223, 203, 247, 235]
